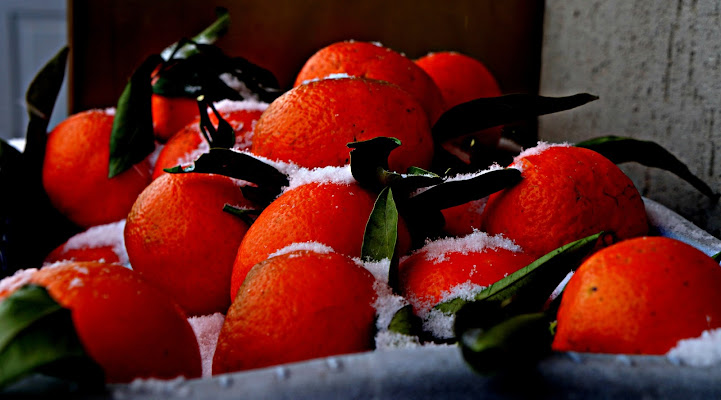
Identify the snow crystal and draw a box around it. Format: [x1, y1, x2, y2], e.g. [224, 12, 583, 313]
[442, 164, 504, 183]
[372, 280, 410, 333]
[511, 141, 571, 171]
[59, 219, 129, 267]
[188, 313, 226, 378]
[667, 328, 721, 367]
[103, 107, 116, 116]
[213, 99, 269, 113]
[417, 231, 522, 264]
[267, 242, 335, 259]
[0, 268, 38, 294]
[219, 73, 260, 101]
[359, 258, 392, 284]
[284, 165, 355, 192]
[375, 331, 421, 350]
[68, 277, 84, 289]
[125, 376, 190, 397]
[298, 72, 353, 86]
[422, 308, 456, 340]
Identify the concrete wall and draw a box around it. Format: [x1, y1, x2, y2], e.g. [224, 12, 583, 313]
[540, 0, 721, 237]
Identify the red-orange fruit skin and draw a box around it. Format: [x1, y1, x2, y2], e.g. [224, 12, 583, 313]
[553, 236, 721, 354]
[480, 146, 649, 257]
[213, 250, 376, 374]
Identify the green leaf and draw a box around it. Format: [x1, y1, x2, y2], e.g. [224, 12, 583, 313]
[458, 312, 553, 375]
[348, 137, 442, 198]
[0, 285, 104, 392]
[407, 168, 522, 212]
[160, 7, 230, 61]
[388, 304, 423, 336]
[362, 187, 399, 262]
[432, 93, 598, 142]
[176, 148, 289, 187]
[171, 148, 289, 206]
[712, 251, 721, 263]
[23, 46, 69, 177]
[222, 204, 259, 226]
[437, 232, 605, 316]
[575, 135, 719, 201]
[108, 54, 163, 178]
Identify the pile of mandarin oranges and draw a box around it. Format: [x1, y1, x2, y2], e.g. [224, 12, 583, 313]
[2, 38, 721, 387]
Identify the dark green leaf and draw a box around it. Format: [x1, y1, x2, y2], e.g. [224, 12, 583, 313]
[175, 148, 289, 187]
[23, 46, 69, 176]
[432, 93, 598, 142]
[160, 7, 230, 61]
[349, 137, 402, 191]
[0, 285, 104, 391]
[222, 204, 259, 226]
[437, 232, 605, 316]
[153, 46, 281, 103]
[458, 312, 553, 375]
[108, 54, 163, 178]
[407, 168, 522, 212]
[348, 137, 442, 196]
[712, 251, 721, 263]
[575, 135, 719, 201]
[388, 304, 423, 336]
[362, 187, 399, 262]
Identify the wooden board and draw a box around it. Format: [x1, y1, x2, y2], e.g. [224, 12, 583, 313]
[69, 0, 544, 116]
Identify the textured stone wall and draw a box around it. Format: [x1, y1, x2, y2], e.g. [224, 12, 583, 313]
[540, 0, 721, 237]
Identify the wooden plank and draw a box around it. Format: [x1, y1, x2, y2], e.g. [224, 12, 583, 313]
[69, 0, 544, 119]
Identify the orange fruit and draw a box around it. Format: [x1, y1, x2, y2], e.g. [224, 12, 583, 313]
[151, 100, 267, 180]
[415, 51, 503, 148]
[230, 179, 412, 299]
[440, 198, 487, 237]
[42, 109, 152, 228]
[399, 232, 535, 314]
[251, 77, 434, 172]
[43, 220, 127, 265]
[294, 40, 445, 124]
[480, 144, 649, 257]
[213, 249, 376, 373]
[0, 261, 201, 383]
[415, 51, 502, 110]
[124, 172, 255, 316]
[151, 94, 200, 143]
[553, 236, 721, 354]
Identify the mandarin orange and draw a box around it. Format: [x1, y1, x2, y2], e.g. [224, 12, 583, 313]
[553, 236, 721, 354]
[151, 102, 265, 180]
[42, 109, 152, 228]
[399, 232, 535, 314]
[415, 51, 503, 148]
[230, 180, 412, 299]
[213, 249, 376, 373]
[0, 261, 201, 383]
[125, 172, 255, 316]
[251, 77, 434, 172]
[294, 40, 445, 124]
[151, 94, 200, 143]
[480, 144, 649, 257]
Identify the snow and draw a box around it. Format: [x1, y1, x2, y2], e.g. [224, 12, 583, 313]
[57, 219, 129, 267]
[188, 313, 226, 377]
[0, 268, 38, 294]
[511, 141, 571, 171]
[284, 165, 355, 192]
[416, 231, 522, 264]
[267, 242, 335, 259]
[213, 99, 269, 113]
[666, 328, 721, 366]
